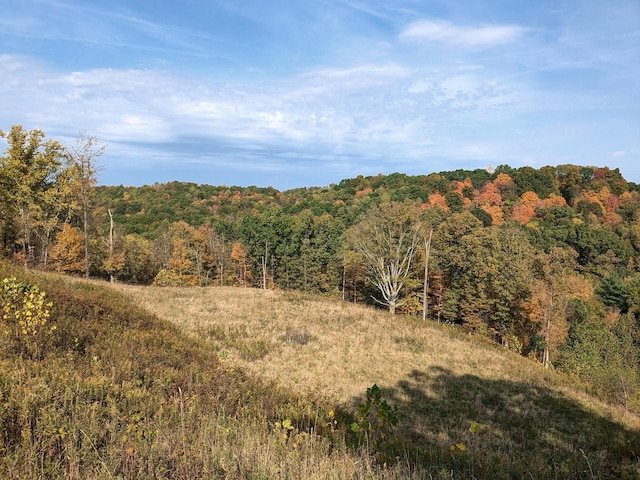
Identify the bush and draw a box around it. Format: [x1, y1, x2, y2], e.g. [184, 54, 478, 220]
[0, 276, 55, 359]
[152, 269, 198, 287]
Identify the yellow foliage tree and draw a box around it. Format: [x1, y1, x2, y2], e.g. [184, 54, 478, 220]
[50, 223, 85, 275]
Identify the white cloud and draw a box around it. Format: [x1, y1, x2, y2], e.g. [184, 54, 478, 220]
[400, 19, 525, 47]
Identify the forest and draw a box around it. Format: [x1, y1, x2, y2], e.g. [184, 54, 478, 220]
[2, 124, 640, 411]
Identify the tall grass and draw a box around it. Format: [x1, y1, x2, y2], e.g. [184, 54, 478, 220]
[0, 262, 431, 479]
[1, 260, 639, 478]
[116, 283, 640, 478]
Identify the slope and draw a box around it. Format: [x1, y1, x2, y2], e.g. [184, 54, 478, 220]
[115, 283, 640, 479]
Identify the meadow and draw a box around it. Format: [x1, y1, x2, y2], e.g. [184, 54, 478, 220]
[115, 283, 640, 479]
[0, 261, 639, 479]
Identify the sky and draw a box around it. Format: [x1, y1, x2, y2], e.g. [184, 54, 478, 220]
[1, 0, 639, 190]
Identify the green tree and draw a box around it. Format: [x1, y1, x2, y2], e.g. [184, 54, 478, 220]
[441, 224, 536, 345]
[596, 273, 631, 313]
[558, 300, 640, 408]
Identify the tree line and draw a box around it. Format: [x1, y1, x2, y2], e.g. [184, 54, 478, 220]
[2, 125, 639, 409]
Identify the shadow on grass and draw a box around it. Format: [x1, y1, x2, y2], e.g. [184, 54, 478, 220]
[355, 366, 640, 479]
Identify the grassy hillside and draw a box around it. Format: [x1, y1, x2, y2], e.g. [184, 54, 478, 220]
[116, 283, 640, 479]
[0, 263, 400, 479]
[1, 260, 639, 478]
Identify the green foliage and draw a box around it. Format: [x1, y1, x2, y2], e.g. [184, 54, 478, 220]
[511, 165, 558, 197]
[351, 384, 399, 448]
[557, 301, 640, 409]
[596, 273, 631, 312]
[470, 207, 493, 226]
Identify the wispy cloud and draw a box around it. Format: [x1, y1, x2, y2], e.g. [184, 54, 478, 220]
[1, 1, 639, 188]
[400, 19, 525, 47]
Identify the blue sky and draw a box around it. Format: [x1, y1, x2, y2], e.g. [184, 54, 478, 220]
[1, 0, 639, 190]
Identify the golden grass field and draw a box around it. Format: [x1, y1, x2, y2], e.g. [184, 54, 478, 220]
[113, 284, 640, 458]
[5, 262, 640, 478]
[113, 285, 534, 400]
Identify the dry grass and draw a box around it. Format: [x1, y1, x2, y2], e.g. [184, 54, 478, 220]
[111, 283, 640, 477]
[113, 285, 504, 400]
[6, 266, 636, 478]
[114, 284, 640, 429]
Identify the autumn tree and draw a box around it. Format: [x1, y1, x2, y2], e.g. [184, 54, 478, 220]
[49, 223, 85, 275]
[230, 242, 251, 286]
[66, 131, 105, 278]
[510, 191, 540, 224]
[0, 125, 66, 266]
[476, 182, 504, 225]
[166, 222, 196, 275]
[36, 166, 76, 266]
[120, 234, 156, 284]
[529, 247, 590, 367]
[345, 202, 423, 314]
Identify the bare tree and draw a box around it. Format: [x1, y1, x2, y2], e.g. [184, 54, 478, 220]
[66, 131, 105, 278]
[423, 227, 433, 321]
[346, 202, 423, 314]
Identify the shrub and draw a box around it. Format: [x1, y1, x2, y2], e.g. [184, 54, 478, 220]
[152, 269, 198, 287]
[0, 277, 55, 359]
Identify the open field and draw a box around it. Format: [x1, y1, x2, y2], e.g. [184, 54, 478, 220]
[115, 283, 640, 478]
[113, 285, 559, 401]
[1, 260, 639, 479]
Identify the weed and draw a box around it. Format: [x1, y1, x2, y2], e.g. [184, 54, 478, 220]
[351, 384, 399, 449]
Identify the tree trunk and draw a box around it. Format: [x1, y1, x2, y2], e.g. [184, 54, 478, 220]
[82, 189, 90, 278]
[423, 228, 433, 321]
[261, 240, 268, 289]
[543, 313, 551, 368]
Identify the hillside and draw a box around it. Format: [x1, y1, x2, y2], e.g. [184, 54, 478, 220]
[86, 164, 640, 414]
[114, 282, 640, 479]
[1, 261, 639, 478]
[0, 263, 387, 479]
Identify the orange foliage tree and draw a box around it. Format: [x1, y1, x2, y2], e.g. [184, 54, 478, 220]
[452, 178, 474, 207]
[427, 193, 449, 210]
[230, 242, 252, 286]
[476, 183, 504, 224]
[510, 191, 540, 224]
